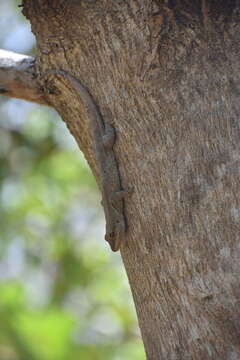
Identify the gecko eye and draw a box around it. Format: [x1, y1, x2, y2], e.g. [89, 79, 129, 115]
[105, 232, 115, 241]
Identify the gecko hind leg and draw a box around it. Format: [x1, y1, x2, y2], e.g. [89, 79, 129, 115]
[113, 188, 134, 201]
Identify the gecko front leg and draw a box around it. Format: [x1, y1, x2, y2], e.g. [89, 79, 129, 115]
[102, 122, 116, 149]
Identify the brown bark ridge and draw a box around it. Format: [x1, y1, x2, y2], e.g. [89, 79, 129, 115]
[22, 1, 240, 359]
[0, 49, 49, 105]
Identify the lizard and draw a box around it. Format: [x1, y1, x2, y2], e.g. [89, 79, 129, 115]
[43, 70, 131, 252]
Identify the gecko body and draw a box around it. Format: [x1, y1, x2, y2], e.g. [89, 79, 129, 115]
[45, 70, 130, 251]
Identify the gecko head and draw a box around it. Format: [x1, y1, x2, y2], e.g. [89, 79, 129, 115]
[105, 231, 121, 252]
[105, 220, 125, 252]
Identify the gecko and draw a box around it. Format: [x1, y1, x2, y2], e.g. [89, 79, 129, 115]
[44, 70, 131, 251]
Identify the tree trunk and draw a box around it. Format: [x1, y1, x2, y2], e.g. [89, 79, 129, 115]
[22, 1, 240, 358]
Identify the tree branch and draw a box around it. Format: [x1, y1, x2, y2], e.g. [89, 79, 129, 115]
[0, 49, 49, 106]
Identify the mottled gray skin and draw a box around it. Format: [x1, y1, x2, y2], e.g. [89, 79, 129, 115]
[54, 70, 128, 251]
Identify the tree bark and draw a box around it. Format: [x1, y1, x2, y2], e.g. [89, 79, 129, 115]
[20, 1, 240, 358]
[0, 49, 49, 105]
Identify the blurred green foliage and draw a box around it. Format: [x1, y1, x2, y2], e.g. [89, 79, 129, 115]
[0, 1, 145, 359]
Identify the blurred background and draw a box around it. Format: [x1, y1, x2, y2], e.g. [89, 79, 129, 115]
[0, 1, 144, 359]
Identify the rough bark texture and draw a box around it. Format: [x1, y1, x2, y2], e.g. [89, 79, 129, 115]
[22, 1, 240, 359]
